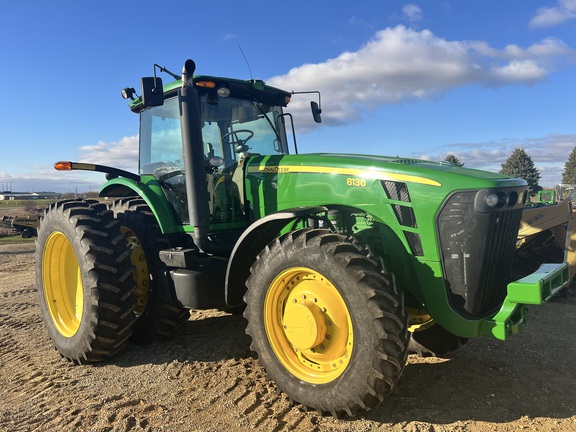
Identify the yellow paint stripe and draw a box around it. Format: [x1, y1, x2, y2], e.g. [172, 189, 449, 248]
[247, 165, 441, 187]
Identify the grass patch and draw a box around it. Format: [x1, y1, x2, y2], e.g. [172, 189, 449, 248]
[0, 235, 35, 244]
[0, 199, 55, 209]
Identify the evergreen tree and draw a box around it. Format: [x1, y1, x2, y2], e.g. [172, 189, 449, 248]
[444, 153, 464, 166]
[562, 146, 576, 184]
[499, 147, 541, 196]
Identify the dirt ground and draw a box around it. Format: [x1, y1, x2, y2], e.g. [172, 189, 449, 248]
[1, 241, 575, 432]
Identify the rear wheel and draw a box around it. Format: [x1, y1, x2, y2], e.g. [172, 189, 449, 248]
[35, 200, 136, 363]
[109, 198, 189, 343]
[244, 229, 409, 417]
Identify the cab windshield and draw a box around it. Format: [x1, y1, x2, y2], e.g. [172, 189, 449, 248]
[200, 94, 288, 169]
[139, 90, 288, 225]
[139, 93, 288, 174]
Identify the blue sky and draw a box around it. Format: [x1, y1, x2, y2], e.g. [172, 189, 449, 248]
[1, 1, 575, 193]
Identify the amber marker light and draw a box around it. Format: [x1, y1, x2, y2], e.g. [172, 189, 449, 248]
[196, 81, 216, 89]
[54, 161, 73, 171]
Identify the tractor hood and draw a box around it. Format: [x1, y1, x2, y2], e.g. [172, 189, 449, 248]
[250, 153, 526, 191]
[316, 153, 521, 185]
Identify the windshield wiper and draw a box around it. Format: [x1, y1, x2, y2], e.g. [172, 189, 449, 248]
[251, 100, 283, 144]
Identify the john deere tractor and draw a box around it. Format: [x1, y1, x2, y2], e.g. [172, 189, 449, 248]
[35, 59, 570, 417]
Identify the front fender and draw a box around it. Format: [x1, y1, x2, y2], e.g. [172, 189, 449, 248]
[100, 176, 183, 234]
[225, 206, 328, 308]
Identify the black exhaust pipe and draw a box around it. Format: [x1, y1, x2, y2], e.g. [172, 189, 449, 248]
[179, 60, 212, 253]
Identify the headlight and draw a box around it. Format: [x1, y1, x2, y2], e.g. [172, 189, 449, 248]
[485, 193, 500, 208]
[485, 192, 507, 208]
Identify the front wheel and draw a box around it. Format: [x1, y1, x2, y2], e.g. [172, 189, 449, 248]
[244, 229, 409, 417]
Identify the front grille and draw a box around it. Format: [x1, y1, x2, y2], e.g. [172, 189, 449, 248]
[437, 190, 524, 318]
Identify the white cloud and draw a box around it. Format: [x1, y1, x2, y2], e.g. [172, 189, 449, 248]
[0, 168, 105, 194]
[491, 60, 547, 82]
[403, 4, 423, 22]
[419, 134, 576, 187]
[78, 135, 139, 172]
[530, 0, 576, 28]
[268, 26, 574, 131]
[1, 135, 139, 193]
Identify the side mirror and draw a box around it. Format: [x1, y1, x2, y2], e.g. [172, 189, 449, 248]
[311, 101, 322, 123]
[141, 77, 164, 107]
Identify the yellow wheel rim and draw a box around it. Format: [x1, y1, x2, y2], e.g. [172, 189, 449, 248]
[42, 231, 83, 337]
[122, 226, 149, 316]
[264, 267, 353, 384]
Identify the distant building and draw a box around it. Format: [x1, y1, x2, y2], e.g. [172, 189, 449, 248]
[0, 192, 58, 200]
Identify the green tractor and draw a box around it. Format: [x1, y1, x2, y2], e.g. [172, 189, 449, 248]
[35, 59, 570, 417]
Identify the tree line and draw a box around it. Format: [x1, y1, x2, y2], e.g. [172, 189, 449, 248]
[442, 146, 576, 197]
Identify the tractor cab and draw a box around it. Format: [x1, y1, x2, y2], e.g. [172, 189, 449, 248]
[138, 84, 290, 226]
[126, 60, 301, 254]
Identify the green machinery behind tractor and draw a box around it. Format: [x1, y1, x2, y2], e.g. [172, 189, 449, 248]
[35, 59, 570, 417]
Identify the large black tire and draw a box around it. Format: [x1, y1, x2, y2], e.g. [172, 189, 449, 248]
[244, 229, 409, 417]
[35, 200, 136, 363]
[409, 322, 468, 358]
[109, 198, 189, 343]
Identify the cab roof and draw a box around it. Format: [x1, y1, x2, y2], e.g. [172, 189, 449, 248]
[128, 75, 291, 113]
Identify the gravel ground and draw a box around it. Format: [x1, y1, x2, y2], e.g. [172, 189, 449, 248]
[1, 241, 575, 432]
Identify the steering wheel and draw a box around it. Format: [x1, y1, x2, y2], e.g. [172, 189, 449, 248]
[222, 129, 254, 153]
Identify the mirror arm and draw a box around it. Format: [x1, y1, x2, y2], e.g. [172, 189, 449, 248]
[291, 90, 322, 123]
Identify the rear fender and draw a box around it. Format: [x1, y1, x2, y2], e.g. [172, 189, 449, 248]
[100, 177, 183, 234]
[225, 206, 328, 308]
